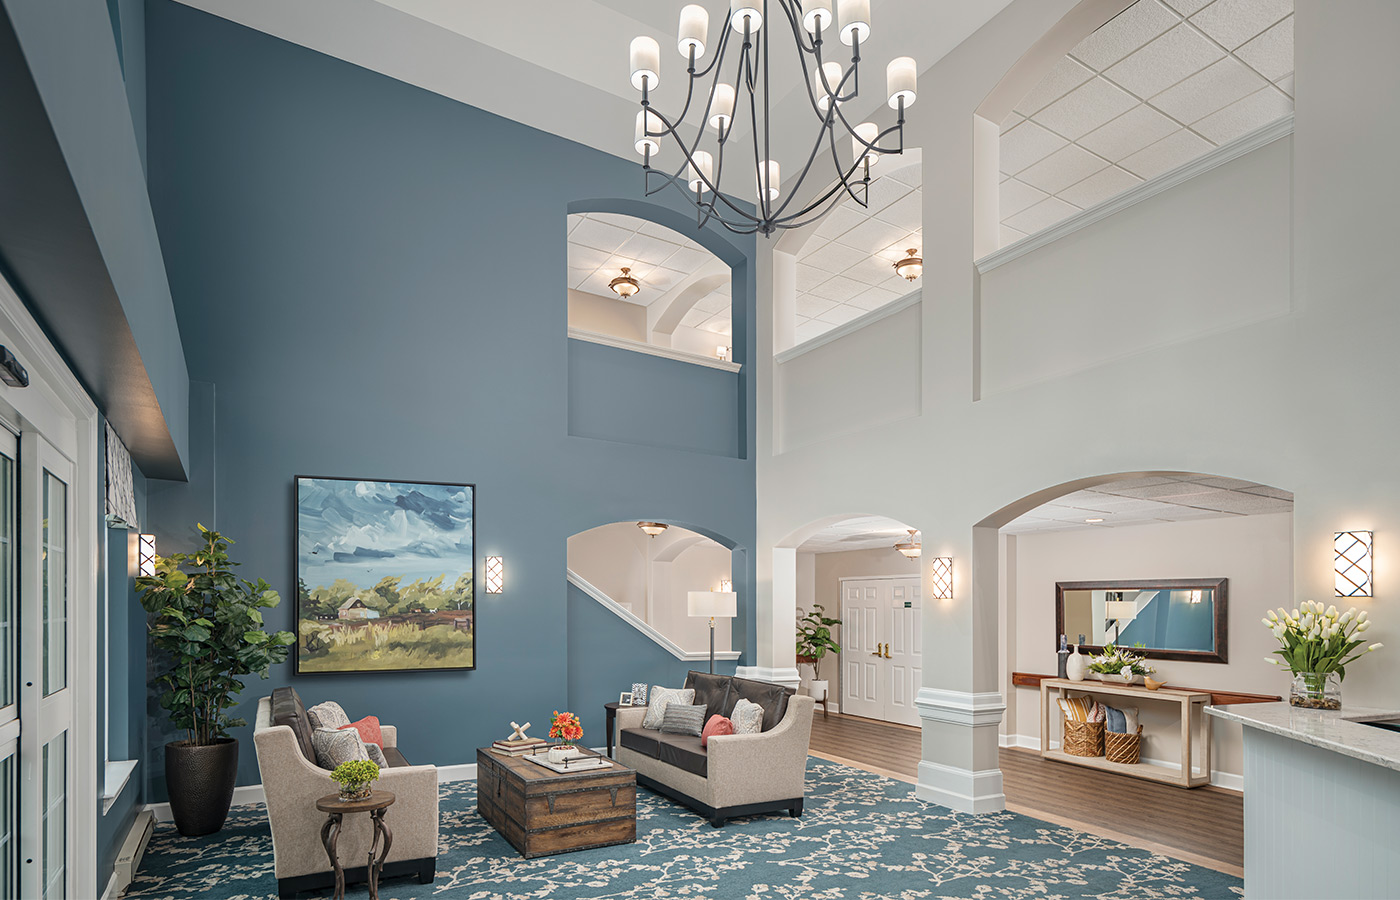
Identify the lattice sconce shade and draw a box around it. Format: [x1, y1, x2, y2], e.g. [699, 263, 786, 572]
[485, 556, 504, 594]
[138, 534, 157, 578]
[930, 557, 953, 601]
[1335, 531, 1373, 597]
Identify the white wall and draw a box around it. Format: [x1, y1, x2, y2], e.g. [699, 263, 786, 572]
[1005, 513, 1293, 786]
[567, 522, 731, 653]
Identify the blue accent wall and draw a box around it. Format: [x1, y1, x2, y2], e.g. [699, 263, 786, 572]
[142, 2, 757, 797]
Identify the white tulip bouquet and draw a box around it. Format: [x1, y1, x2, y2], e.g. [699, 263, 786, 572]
[1262, 600, 1383, 680]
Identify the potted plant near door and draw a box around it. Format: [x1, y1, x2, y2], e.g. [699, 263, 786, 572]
[796, 604, 842, 703]
[138, 524, 295, 836]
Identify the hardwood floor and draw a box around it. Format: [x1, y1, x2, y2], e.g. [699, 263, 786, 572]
[809, 712, 1243, 876]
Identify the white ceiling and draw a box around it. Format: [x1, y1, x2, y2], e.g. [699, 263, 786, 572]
[1002, 474, 1293, 535]
[799, 516, 919, 554]
[999, 0, 1294, 247]
[792, 153, 923, 346]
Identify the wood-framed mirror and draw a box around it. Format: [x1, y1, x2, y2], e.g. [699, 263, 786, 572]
[1055, 578, 1228, 663]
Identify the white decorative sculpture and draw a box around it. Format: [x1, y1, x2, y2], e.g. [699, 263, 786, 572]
[509, 721, 531, 741]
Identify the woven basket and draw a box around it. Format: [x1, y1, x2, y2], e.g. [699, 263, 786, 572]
[1104, 725, 1143, 764]
[1062, 718, 1105, 757]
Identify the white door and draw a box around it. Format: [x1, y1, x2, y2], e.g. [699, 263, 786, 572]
[841, 582, 884, 720]
[19, 433, 73, 900]
[840, 577, 924, 726]
[0, 428, 17, 899]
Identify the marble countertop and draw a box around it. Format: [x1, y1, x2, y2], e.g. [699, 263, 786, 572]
[1208, 702, 1400, 772]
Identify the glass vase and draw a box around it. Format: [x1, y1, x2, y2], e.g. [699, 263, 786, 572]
[1289, 671, 1341, 710]
[339, 783, 372, 802]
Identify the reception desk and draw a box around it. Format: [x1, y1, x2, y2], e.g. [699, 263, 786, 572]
[1207, 702, 1400, 899]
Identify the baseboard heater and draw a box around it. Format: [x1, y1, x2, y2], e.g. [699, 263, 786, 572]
[113, 808, 155, 896]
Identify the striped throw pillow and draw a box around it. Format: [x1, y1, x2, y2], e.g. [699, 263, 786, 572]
[659, 704, 707, 736]
[1057, 695, 1098, 723]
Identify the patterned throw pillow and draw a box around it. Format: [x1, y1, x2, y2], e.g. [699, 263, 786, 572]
[731, 698, 763, 735]
[307, 701, 351, 731]
[642, 687, 695, 730]
[700, 715, 734, 747]
[1056, 695, 1097, 723]
[339, 715, 383, 748]
[365, 742, 388, 768]
[659, 704, 707, 736]
[311, 726, 370, 770]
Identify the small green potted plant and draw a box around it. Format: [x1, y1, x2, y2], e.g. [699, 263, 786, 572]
[1087, 644, 1155, 684]
[330, 759, 380, 802]
[138, 525, 295, 836]
[796, 604, 842, 702]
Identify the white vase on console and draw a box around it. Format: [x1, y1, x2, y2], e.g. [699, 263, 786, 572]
[1066, 645, 1087, 682]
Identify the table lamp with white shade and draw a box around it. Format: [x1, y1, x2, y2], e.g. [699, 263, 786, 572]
[1104, 599, 1137, 644]
[688, 587, 737, 674]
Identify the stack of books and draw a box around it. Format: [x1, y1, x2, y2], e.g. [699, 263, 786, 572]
[491, 737, 547, 757]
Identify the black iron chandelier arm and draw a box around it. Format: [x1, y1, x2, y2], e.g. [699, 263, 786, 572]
[641, 103, 761, 225]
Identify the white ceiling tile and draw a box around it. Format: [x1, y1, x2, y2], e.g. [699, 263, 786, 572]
[1014, 57, 1096, 116]
[796, 295, 838, 317]
[814, 204, 867, 239]
[570, 218, 634, 253]
[1016, 143, 1110, 194]
[999, 120, 1070, 174]
[633, 218, 686, 241]
[848, 285, 903, 310]
[1150, 57, 1269, 124]
[887, 161, 922, 187]
[1119, 128, 1214, 178]
[1092, 476, 1182, 490]
[567, 215, 583, 235]
[1057, 165, 1143, 208]
[694, 291, 729, 313]
[679, 307, 710, 328]
[1192, 86, 1293, 144]
[1104, 481, 1221, 500]
[1001, 112, 1025, 134]
[798, 238, 830, 260]
[816, 304, 867, 326]
[567, 268, 592, 290]
[567, 243, 612, 270]
[1235, 15, 1294, 82]
[843, 255, 897, 283]
[1033, 77, 1140, 141]
[804, 241, 868, 273]
[1103, 24, 1224, 99]
[1275, 73, 1293, 98]
[795, 319, 836, 343]
[1189, 0, 1292, 50]
[875, 192, 922, 231]
[1004, 196, 1081, 234]
[807, 275, 867, 302]
[661, 246, 714, 273]
[697, 316, 732, 336]
[642, 267, 686, 293]
[862, 176, 914, 213]
[796, 263, 829, 291]
[586, 212, 641, 231]
[615, 233, 683, 267]
[1070, 0, 1180, 70]
[837, 217, 908, 254]
[999, 224, 1028, 247]
[1162, 0, 1213, 14]
[999, 178, 1049, 219]
[1188, 476, 1264, 490]
[579, 269, 620, 297]
[1077, 103, 1182, 161]
[1240, 485, 1294, 500]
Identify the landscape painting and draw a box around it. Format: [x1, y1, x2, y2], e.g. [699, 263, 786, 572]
[295, 476, 475, 674]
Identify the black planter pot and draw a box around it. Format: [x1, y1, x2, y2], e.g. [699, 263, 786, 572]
[165, 738, 239, 837]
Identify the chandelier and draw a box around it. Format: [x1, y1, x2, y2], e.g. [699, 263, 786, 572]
[628, 1, 918, 236]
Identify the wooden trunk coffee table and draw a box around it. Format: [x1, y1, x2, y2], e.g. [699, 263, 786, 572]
[476, 747, 636, 858]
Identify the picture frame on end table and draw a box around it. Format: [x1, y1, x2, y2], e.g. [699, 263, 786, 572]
[630, 684, 648, 706]
[619, 692, 634, 705]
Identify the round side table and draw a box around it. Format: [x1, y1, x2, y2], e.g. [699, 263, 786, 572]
[316, 790, 395, 900]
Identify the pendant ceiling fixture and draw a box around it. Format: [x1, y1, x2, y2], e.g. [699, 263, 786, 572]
[628, 1, 918, 236]
[638, 521, 670, 537]
[609, 267, 641, 299]
[893, 248, 922, 281]
[894, 528, 921, 559]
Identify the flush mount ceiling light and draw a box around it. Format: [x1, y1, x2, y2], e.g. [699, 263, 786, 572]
[893, 248, 922, 281]
[628, 1, 917, 236]
[637, 521, 669, 537]
[609, 267, 641, 299]
[893, 528, 921, 559]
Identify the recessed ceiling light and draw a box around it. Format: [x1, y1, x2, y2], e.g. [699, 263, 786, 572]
[1085, 518, 1104, 523]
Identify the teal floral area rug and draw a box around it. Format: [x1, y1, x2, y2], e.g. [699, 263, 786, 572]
[126, 759, 1242, 899]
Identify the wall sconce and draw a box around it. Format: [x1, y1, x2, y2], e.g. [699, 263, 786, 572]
[1335, 531, 1373, 597]
[716, 345, 730, 361]
[718, 578, 733, 593]
[138, 533, 157, 577]
[930, 557, 953, 600]
[485, 556, 504, 594]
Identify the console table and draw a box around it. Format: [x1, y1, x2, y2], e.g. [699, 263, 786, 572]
[1040, 678, 1212, 788]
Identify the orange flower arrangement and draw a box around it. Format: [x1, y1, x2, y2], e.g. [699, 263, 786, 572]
[549, 710, 583, 746]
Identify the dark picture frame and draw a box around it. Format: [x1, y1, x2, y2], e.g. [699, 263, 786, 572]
[1055, 577, 1229, 664]
[294, 475, 477, 675]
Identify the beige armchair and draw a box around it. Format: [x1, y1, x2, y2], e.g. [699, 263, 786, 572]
[252, 691, 438, 898]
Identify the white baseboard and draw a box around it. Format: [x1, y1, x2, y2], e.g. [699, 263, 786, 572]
[916, 759, 1006, 814]
[146, 761, 482, 823]
[735, 666, 802, 690]
[998, 733, 1243, 792]
[100, 871, 120, 900]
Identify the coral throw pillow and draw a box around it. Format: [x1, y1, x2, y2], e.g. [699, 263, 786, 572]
[339, 715, 383, 749]
[700, 714, 735, 748]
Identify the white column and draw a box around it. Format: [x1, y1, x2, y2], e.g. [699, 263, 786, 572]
[738, 546, 800, 688]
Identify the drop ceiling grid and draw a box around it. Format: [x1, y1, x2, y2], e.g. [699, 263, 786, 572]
[1001, 476, 1294, 535]
[998, 0, 1293, 246]
[567, 211, 735, 338]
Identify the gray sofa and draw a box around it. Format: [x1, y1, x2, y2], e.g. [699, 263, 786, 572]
[614, 671, 815, 827]
[252, 687, 438, 898]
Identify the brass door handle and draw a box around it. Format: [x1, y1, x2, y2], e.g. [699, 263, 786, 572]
[871, 643, 882, 657]
[883, 645, 892, 659]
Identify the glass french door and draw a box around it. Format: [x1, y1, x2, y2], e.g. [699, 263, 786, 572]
[0, 427, 17, 900]
[17, 432, 72, 900]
